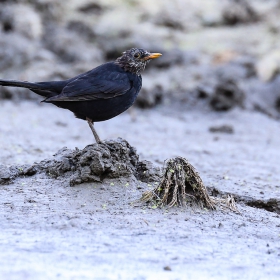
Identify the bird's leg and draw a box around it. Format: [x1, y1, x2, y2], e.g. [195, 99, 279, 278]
[86, 118, 101, 144]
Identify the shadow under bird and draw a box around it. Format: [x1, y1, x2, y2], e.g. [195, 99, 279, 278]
[0, 48, 162, 143]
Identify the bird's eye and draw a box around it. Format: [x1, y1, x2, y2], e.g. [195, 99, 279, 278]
[134, 52, 140, 58]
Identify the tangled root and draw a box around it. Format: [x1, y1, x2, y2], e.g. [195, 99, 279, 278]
[141, 157, 239, 212]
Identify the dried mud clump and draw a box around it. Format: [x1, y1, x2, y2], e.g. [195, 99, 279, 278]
[0, 138, 160, 186]
[136, 85, 163, 108]
[135, 160, 161, 183]
[141, 157, 239, 212]
[210, 79, 244, 111]
[42, 138, 160, 185]
[209, 125, 234, 134]
[0, 164, 36, 185]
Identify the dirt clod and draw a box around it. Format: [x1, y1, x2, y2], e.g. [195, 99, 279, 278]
[209, 125, 234, 134]
[136, 85, 163, 108]
[210, 79, 244, 111]
[0, 138, 160, 186]
[135, 160, 161, 183]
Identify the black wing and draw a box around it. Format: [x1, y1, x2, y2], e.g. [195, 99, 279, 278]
[46, 63, 132, 102]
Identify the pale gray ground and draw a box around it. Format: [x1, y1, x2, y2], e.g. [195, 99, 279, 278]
[1, 0, 280, 279]
[0, 101, 280, 280]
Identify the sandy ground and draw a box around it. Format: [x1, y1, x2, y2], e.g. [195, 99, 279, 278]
[0, 101, 280, 279]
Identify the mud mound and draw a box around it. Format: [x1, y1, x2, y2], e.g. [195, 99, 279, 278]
[197, 78, 245, 111]
[209, 79, 244, 111]
[0, 138, 160, 186]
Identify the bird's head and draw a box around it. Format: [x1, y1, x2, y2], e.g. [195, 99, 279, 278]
[115, 48, 162, 75]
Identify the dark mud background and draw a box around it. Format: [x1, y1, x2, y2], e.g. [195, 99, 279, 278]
[0, 0, 280, 279]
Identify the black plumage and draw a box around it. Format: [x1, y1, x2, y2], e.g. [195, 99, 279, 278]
[0, 48, 162, 143]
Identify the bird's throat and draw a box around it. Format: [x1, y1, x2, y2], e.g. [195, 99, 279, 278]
[115, 57, 146, 75]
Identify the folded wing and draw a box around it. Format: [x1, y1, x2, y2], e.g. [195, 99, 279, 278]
[45, 64, 132, 102]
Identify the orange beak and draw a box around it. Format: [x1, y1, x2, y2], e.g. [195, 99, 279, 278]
[144, 53, 162, 60]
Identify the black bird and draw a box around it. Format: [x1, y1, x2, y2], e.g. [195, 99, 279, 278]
[0, 48, 162, 143]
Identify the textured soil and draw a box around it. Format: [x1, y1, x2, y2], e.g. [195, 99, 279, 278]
[1, 0, 280, 279]
[0, 101, 280, 279]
